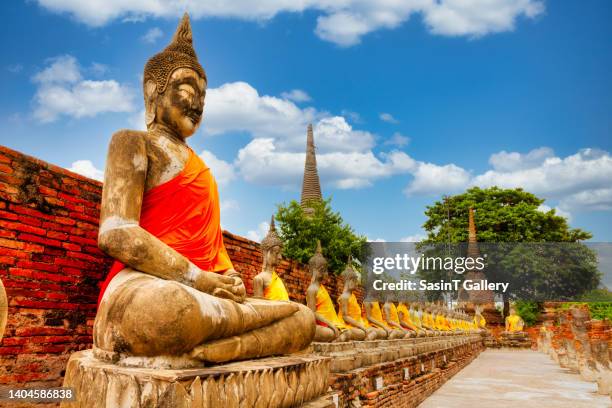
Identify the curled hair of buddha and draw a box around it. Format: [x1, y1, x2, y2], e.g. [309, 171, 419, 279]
[143, 13, 206, 95]
[308, 240, 327, 271]
[261, 215, 283, 251]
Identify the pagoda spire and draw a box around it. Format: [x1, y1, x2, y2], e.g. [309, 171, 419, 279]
[467, 207, 480, 258]
[300, 124, 322, 214]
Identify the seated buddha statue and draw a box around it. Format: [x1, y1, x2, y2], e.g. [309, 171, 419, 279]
[253, 216, 290, 301]
[434, 305, 449, 333]
[361, 302, 387, 339]
[94, 14, 315, 366]
[307, 242, 362, 342]
[397, 302, 423, 337]
[504, 307, 526, 333]
[337, 257, 376, 341]
[421, 304, 439, 335]
[410, 303, 429, 336]
[382, 297, 412, 338]
[364, 298, 405, 340]
[473, 305, 487, 331]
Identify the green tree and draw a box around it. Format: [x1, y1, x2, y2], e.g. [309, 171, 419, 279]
[275, 199, 367, 275]
[420, 187, 599, 301]
[423, 187, 591, 243]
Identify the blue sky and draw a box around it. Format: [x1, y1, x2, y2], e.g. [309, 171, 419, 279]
[0, 0, 610, 242]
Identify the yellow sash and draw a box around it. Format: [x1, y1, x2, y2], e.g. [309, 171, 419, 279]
[263, 271, 290, 301]
[316, 285, 347, 329]
[369, 301, 388, 327]
[338, 293, 364, 328]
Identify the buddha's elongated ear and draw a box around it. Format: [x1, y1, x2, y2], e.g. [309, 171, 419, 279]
[144, 80, 158, 128]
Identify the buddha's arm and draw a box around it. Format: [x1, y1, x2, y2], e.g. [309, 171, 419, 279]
[384, 305, 402, 330]
[398, 311, 415, 330]
[306, 286, 338, 333]
[98, 131, 240, 300]
[252, 273, 264, 298]
[340, 297, 365, 330]
[365, 304, 388, 332]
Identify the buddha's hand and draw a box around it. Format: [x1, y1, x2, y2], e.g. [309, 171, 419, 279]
[221, 269, 246, 302]
[194, 271, 245, 303]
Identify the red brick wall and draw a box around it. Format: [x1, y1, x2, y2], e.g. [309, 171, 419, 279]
[0, 144, 358, 388]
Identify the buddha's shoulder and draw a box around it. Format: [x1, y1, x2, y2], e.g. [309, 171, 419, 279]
[109, 129, 147, 146]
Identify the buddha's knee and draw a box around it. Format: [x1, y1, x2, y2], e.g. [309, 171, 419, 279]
[315, 325, 336, 342]
[117, 280, 205, 356]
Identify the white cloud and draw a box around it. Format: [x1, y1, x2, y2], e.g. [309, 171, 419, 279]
[198, 150, 236, 186]
[33, 55, 81, 84]
[280, 89, 311, 103]
[34, 0, 545, 46]
[559, 188, 612, 212]
[400, 233, 426, 242]
[537, 204, 572, 222]
[385, 132, 410, 147]
[203, 81, 319, 145]
[473, 148, 612, 201]
[204, 82, 375, 153]
[424, 0, 545, 37]
[246, 220, 270, 243]
[32, 55, 135, 123]
[368, 237, 387, 242]
[489, 147, 554, 172]
[405, 162, 472, 196]
[141, 27, 163, 44]
[68, 160, 104, 181]
[402, 147, 612, 212]
[235, 138, 415, 190]
[379, 112, 399, 124]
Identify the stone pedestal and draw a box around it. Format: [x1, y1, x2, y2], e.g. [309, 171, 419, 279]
[499, 332, 531, 348]
[61, 349, 330, 408]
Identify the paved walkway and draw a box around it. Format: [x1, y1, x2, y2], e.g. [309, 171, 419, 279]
[419, 349, 610, 408]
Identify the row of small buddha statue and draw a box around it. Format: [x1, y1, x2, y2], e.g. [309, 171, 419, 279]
[253, 220, 484, 343]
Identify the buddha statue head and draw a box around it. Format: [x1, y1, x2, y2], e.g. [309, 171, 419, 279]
[341, 255, 360, 292]
[308, 240, 328, 281]
[143, 13, 207, 139]
[261, 216, 283, 272]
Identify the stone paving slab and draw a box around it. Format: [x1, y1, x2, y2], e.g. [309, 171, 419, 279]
[419, 349, 610, 408]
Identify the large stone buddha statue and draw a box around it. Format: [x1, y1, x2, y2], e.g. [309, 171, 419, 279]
[253, 216, 290, 301]
[93, 14, 315, 366]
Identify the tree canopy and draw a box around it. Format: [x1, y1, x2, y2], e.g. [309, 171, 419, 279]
[423, 187, 591, 243]
[275, 199, 366, 275]
[419, 187, 599, 301]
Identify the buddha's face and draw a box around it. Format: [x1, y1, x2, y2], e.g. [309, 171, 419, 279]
[345, 277, 356, 291]
[155, 68, 206, 138]
[312, 264, 328, 280]
[264, 245, 283, 269]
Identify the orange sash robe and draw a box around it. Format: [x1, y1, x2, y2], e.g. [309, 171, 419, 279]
[98, 149, 233, 305]
[315, 285, 347, 330]
[338, 293, 365, 328]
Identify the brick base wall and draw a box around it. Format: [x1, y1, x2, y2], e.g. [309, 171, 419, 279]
[329, 339, 484, 407]
[0, 145, 361, 390]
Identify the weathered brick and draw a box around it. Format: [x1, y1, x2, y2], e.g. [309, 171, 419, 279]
[17, 233, 62, 248]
